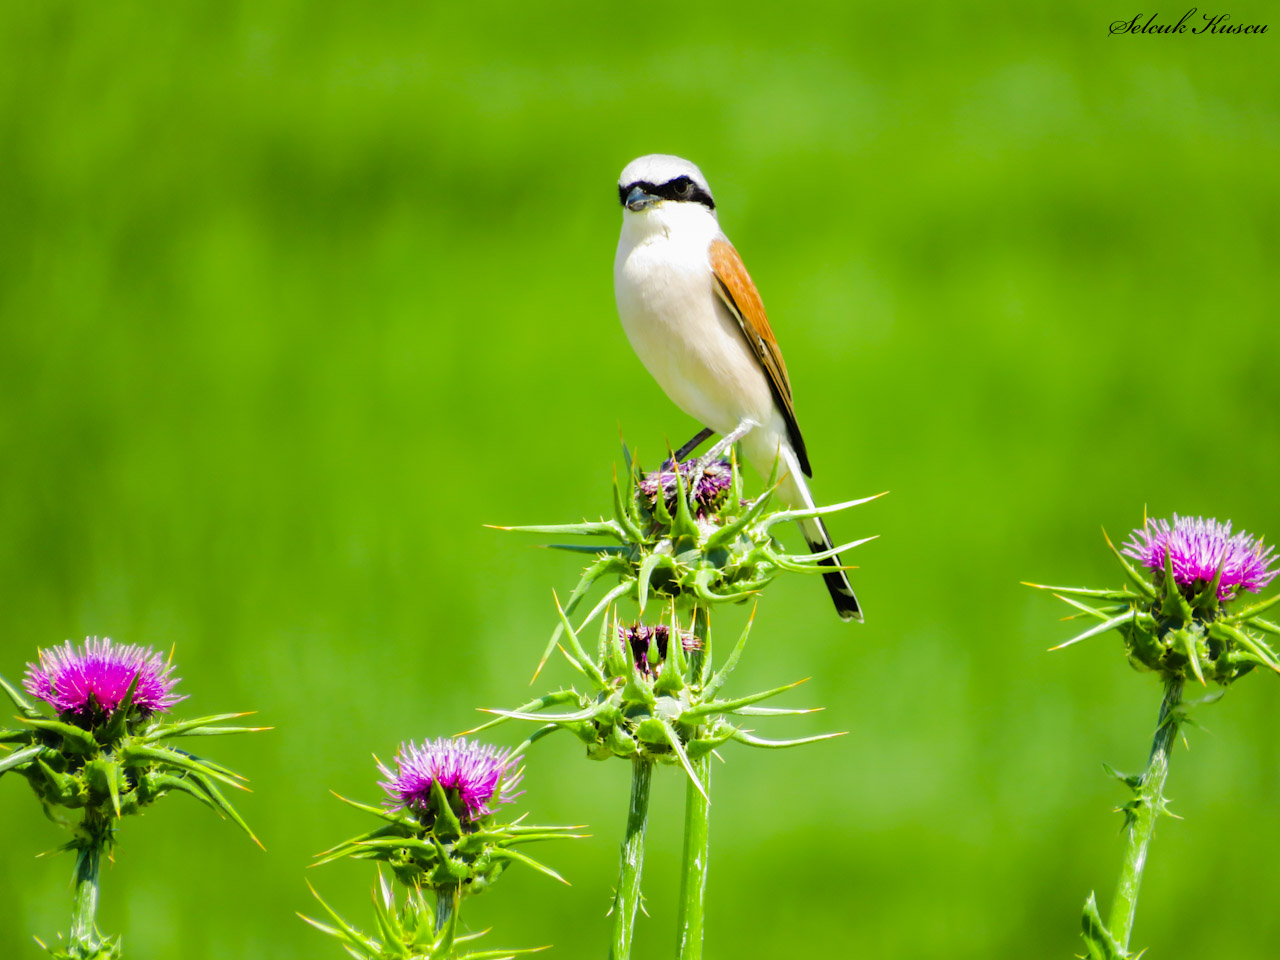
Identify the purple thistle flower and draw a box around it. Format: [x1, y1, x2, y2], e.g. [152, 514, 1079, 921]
[639, 458, 733, 516]
[1122, 515, 1279, 600]
[620, 624, 701, 678]
[23, 637, 183, 719]
[379, 737, 523, 824]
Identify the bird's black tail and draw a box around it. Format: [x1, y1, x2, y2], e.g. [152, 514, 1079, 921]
[801, 515, 863, 623]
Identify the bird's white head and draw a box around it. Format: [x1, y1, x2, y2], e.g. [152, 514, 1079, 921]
[617, 154, 717, 219]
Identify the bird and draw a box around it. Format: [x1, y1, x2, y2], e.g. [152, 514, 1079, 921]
[612, 153, 862, 622]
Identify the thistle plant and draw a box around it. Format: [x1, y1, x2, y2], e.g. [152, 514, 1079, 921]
[0, 637, 265, 959]
[304, 736, 581, 959]
[495, 448, 877, 682]
[487, 443, 878, 960]
[1028, 514, 1280, 959]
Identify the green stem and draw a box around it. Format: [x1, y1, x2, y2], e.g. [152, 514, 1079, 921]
[608, 758, 653, 960]
[434, 884, 460, 957]
[675, 752, 711, 960]
[1107, 677, 1183, 952]
[70, 808, 112, 954]
[676, 607, 712, 960]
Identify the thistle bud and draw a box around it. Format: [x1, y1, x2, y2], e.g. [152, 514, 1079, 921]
[474, 606, 843, 796]
[620, 623, 700, 680]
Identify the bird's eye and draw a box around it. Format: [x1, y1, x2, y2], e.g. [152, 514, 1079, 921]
[674, 178, 693, 197]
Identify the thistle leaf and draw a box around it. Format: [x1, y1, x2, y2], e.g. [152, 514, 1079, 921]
[143, 713, 267, 741]
[1051, 595, 1132, 624]
[733, 705, 821, 716]
[492, 847, 569, 885]
[658, 720, 707, 802]
[478, 706, 599, 724]
[0, 673, 42, 719]
[1049, 611, 1134, 651]
[703, 482, 781, 550]
[122, 742, 246, 791]
[148, 772, 220, 812]
[731, 729, 846, 749]
[490, 520, 625, 541]
[19, 716, 99, 753]
[542, 544, 627, 555]
[704, 605, 756, 699]
[1230, 592, 1280, 622]
[1101, 527, 1156, 599]
[1080, 891, 1130, 959]
[187, 771, 265, 849]
[1160, 548, 1194, 622]
[758, 492, 887, 532]
[1193, 551, 1228, 613]
[530, 556, 620, 682]
[1252, 617, 1280, 637]
[1179, 631, 1206, 685]
[1208, 622, 1280, 673]
[552, 591, 605, 687]
[790, 535, 879, 564]
[460, 691, 580, 736]
[1022, 583, 1142, 601]
[669, 455, 700, 542]
[0, 742, 43, 775]
[1100, 762, 1142, 791]
[683, 677, 810, 719]
[612, 465, 645, 542]
[636, 551, 663, 615]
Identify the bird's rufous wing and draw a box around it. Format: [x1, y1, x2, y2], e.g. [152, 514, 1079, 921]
[708, 237, 811, 476]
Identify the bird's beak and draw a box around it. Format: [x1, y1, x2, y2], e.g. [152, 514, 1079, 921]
[626, 185, 660, 212]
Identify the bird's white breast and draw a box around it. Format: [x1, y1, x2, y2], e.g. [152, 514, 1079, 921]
[613, 203, 776, 436]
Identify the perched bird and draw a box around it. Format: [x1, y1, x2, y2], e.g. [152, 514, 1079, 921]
[613, 154, 862, 622]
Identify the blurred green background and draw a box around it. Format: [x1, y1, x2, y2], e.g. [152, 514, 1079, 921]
[2, 1, 1278, 957]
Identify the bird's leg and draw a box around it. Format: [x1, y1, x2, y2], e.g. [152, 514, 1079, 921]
[701, 418, 758, 464]
[685, 418, 758, 502]
[674, 427, 715, 463]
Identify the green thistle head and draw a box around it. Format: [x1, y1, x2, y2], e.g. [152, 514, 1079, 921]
[495, 443, 878, 681]
[472, 604, 842, 798]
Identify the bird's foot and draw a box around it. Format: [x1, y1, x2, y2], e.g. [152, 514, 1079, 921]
[683, 458, 709, 504]
[678, 419, 757, 510]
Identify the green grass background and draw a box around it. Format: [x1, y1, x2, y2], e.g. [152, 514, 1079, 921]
[2, 1, 1278, 957]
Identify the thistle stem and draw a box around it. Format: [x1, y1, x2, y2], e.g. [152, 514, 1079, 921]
[675, 752, 711, 960]
[676, 607, 712, 960]
[434, 884, 460, 957]
[1107, 677, 1183, 951]
[608, 758, 653, 960]
[70, 808, 112, 953]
